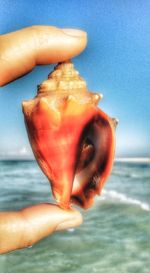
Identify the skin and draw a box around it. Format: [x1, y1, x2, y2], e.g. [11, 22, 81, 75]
[0, 26, 87, 86]
[0, 25, 87, 254]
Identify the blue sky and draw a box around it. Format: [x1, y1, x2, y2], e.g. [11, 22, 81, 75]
[0, 0, 150, 158]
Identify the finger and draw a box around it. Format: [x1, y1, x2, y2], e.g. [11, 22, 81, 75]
[21, 203, 83, 247]
[0, 26, 87, 86]
[0, 204, 83, 253]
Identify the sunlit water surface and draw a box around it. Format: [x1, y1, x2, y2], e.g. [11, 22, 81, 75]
[0, 160, 149, 273]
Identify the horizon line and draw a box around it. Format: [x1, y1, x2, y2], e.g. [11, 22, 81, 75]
[0, 156, 150, 164]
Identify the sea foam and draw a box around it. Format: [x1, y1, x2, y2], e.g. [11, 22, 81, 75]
[98, 189, 150, 212]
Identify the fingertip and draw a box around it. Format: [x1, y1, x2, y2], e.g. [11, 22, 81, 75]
[55, 207, 83, 231]
[34, 26, 87, 64]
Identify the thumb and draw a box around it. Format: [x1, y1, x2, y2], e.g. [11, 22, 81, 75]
[54, 206, 83, 231]
[21, 203, 83, 246]
[0, 204, 83, 254]
[0, 26, 87, 86]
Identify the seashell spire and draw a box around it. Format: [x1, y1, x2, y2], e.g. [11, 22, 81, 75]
[38, 60, 87, 94]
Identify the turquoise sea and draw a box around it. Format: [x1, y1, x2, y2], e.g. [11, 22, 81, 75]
[0, 160, 149, 273]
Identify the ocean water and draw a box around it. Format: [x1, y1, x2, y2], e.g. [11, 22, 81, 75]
[0, 160, 149, 273]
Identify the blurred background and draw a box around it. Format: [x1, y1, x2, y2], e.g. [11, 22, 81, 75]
[0, 1, 150, 273]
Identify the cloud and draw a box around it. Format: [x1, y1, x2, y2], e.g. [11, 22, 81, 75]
[0, 145, 34, 160]
[19, 146, 30, 155]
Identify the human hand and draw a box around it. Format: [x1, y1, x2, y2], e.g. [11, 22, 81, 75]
[0, 26, 87, 253]
[0, 203, 82, 254]
[0, 25, 87, 86]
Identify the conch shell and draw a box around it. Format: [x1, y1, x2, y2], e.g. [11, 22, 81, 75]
[22, 61, 117, 209]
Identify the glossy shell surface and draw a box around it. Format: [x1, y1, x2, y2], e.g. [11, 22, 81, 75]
[22, 61, 117, 209]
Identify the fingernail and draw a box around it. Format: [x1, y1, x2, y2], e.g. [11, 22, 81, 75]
[55, 219, 75, 231]
[62, 28, 87, 38]
[55, 213, 83, 231]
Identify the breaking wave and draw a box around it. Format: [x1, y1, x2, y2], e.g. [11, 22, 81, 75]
[98, 189, 150, 212]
